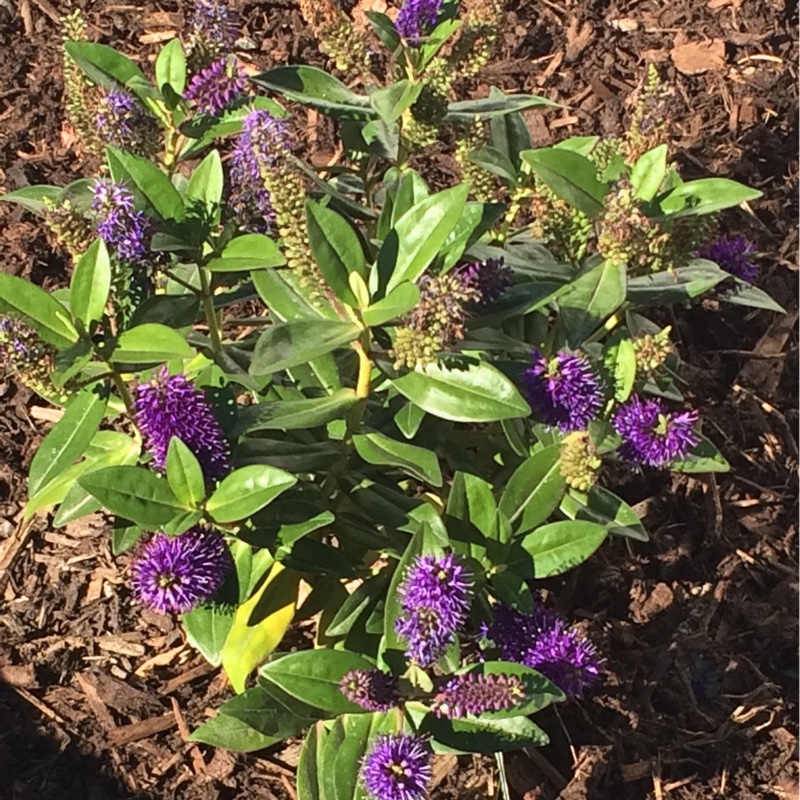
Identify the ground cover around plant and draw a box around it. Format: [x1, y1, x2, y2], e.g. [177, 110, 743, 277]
[0, 0, 797, 798]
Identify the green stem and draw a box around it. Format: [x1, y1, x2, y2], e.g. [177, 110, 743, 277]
[111, 370, 134, 416]
[198, 267, 224, 358]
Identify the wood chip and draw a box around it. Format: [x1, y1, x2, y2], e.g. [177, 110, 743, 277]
[163, 661, 216, 694]
[671, 39, 726, 75]
[0, 663, 36, 688]
[29, 405, 64, 423]
[135, 643, 187, 677]
[74, 673, 117, 732]
[109, 713, 177, 746]
[139, 30, 178, 44]
[96, 637, 147, 657]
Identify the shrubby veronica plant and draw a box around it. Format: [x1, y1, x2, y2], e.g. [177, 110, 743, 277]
[0, 0, 785, 797]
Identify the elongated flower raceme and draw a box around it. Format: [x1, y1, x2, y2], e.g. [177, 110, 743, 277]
[523, 350, 604, 433]
[185, 57, 247, 116]
[340, 669, 399, 712]
[95, 88, 156, 154]
[394, 553, 473, 668]
[612, 395, 699, 468]
[433, 672, 525, 718]
[483, 604, 602, 698]
[361, 734, 432, 800]
[133, 367, 232, 481]
[188, 0, 237, 64]
[697, 236, 759, 294]
[91, 180, 153, 265]
[131, 527, 230, 614]
[396, 0, 442, 39]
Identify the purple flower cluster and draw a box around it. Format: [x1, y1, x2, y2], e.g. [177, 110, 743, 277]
[523, 350, 604, 433]
[188, 0, 237, 58]
[185, 57, 247, 117]
[133, 367, 232, 482]
[130, 527, 230, 614]
[229, 109, 293, 232]
[94, 88, 153, 152]
[697, 236, 759, 293]
[91, 180, 153, 264]
[396, 0, 443, 39]
[361, 734, 432, 800]
[0, 316, 37, 365]
[433, 672, 524, 718]
[394, 553, 473, 668]
[455, 257, 513, 305]
[483, 604, 602, 698]
[340, 669, 399, 712]
[612, 395, 699, 468]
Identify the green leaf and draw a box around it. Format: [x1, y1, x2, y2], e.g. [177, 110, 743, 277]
[558, 260, 626, 347]
[64, 42, 150, 94]
[520, 520, 607, 577]
[420, 712, 549, 753]
[110, 520, 144, 555]
[489, 88, 532, 170]
[391, 361, 530, 423]
[444, 93, 558, 124]
[206, 233, 286, 272]
[306, 200, 367, 306]
[186, 149, 223, 219]
[630, 144, 668, 202]
[553, 135, 600, 156]
[370, 80, 422, 123]
[250, 320, 361, 375]
[607, 337, 637, 402]
[113, 323, 193, 363]
[253, 268, 337, 321]
[219, 682, 322, 739]
[165, 437, 206, 508]
[325, 574, 388, 638]
[239, 390, 359, 431]
[361, 282, 420, 327]
[468, 145, 518, 185]
[385, 184, 470, 293]
[77, 466, 187, 527]
[353, 432, 442, 486]
[189, 714, 281, 752]
[297, 725, 322, 800]
[560, 485, 648, 541]
[658, 178, 762, 217]
[182, 602, 235, 666]
[0, 273, 77, 347]
[394, 400, 425, 439]
[27, 390, 107, 502]
[260, 649, 377, 713]
[498, 445, 566, 534]
[70, 239, 111, 328]
[207, 465, 297, 523]
[107, 147, 185, 220]
[0, 185, 64, 213]
[720, 284, 786, 313]
[129, 294, 200, 329]
[521, 147, 607, 217]
[670, 434, 730, 473]
[627, 260, 725, 305]
[155, 38, 186, 95]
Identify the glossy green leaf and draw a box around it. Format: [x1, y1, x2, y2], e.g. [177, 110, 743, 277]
[658, 178, 761, 217]
[107, 147, 185, 220]
[468, 145, 518, 185]
[361, 282, 419, 327]
[70, 239, 111, 328]
[206, 233, 286, 272]
[0, 273, 77, 347]
[218, 682, 321, 739]
[183, 602, 235, 666]
[189, 714, 281, 752]
[325, 574, 388, 638]
[560, 485, 648, 541]
[391, 361, 530, 423]
[129, 294, 200, 329]
[186, 149, 223, 218]
[353, 432, 442, 486]
[420, 713, 549, 754]
[608, 337, 637, 402]
[489, 92, 532, 170]
[113, 323, 194, 363]
[630, 144, 667, 202]
[0, 185, 64, 213]
[553, 135, 600, 156]
[165, 437, 206, 508]
[394, 400, 425, 439]
[670, 434, 730, 473]
[370, 80, 422, 123]
[206, 465, 297, 523]
[627, 260, 725, 305]
[720, 284, 786, 313]
[64, 42, 150, 94]
[444, 93, 558, 124]
[110, 520, 144, 555]
[297, 724, 322, 800]
[520, 520, 607, 577]
[239, 390, 359, 431]
[155, 37, 186, 95]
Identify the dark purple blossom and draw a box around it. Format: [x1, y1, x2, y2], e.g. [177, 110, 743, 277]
[130, 527, 230, 614]
[455, 257, 513, 304]
[185, 57, 247, 116]
[396, 0, 443, 39]
[361, 734, 432, 800]
[433, 672, 524, 718]
[394, 553, 473, 668]
[523, 350, 604, 433]
[188, 0, 237, 58]
[91, 180, 153, 264]
[95, 88, 154, 152]
[133, 367, 232, 481]
[612, 394, 699, 468]
[697, 236, 759, 294]
[340, 669, 399, 712]
[483, 604, 602, 698]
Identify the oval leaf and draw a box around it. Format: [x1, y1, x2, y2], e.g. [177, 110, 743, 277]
[113, 323, 193, 364]
[353, 432, 442, 486]
[0, 274, 78, 347]
[70, 238, 111, 328]
[521, 520, 608, 577]
[206, 465, 297, 523]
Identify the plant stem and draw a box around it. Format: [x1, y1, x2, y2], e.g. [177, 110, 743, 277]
[198, 267, 224, 358]
[111, 370, 134, 416]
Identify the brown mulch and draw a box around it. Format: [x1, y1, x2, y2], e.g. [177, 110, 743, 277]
[0, 1, 797, 799]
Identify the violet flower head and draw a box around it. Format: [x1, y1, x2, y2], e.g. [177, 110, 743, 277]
[131, 527, 230, 614]
[185, 57, 247, 117]
[340, 669, 399, 712]
[483, 604, 603, 699]
[396, 0, 443, 39]
[612, 394, 699, 468]
[394, 553, 473, 668]
[697, 236, 759, 293]
[433, 672, 525, 718]
[188, 0, 237, 58]
[361, 734, 432, 800]
[455, 257, 513, 305]
[133, 367, 232, 481]
[91, 180, 153, 264]
[95, 88, 154, 152]
[523, 350, 604, 433]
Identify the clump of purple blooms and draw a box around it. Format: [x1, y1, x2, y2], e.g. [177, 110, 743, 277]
[229, 109, 293, 232]
[94, 88, 154, 153]
[361, 734, 432, 800]
[130, 527, 231, 614]
[396, 0, 443, 39]
[697, 236, 759, 294]
[394, 553, 473, 668]
[612, 394, 699, 468]
[483, 603, 602, 699]
[455, 257, 513, 305]
[133, 367, 232, 482]
[188, 0, 238, 60]
[92, 181, 153, 265]
[523, 350, 604, 433]
[340, 669, 399, 712]
[433, 672, 524, 718]
[184, 57, 247, 117]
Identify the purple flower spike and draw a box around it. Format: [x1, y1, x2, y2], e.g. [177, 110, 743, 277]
[455, 257, 513, 304]
[523, 350, 604, 433]
[697, 236, 759, 294]
[396, 0, 443, 40]
[91, 180, 153, 264]
[612, 394, 699, 468]
[133, 367, 232, 482]
[394, 553, 473, 668]
[189, 0, 237, 56]
[340, 669, 399, 712]
[433, 672, 525, 718]
[95, 88, 152, 151]
[483, 604, 603, 699]
[131, 527, 230, 614]
[361, 734, 432, 800]
[185, 57, 247, 116]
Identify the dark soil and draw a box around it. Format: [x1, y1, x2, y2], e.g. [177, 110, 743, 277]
[0, 1, 797, 799]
